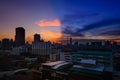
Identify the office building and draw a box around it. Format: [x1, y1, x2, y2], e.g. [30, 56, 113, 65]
[15, 27, 25, 46]
[60, 50, 113, 80]
[32, 40, 51, 59]
[50, 49, 61, 61]
[72, 50, 113, 67]
[12, 44, 31, 55]
[60, 52, 73, 62]
[34, 34, 40, 42]
[32, 33, 52, 59]
[69, 59, 112, 80]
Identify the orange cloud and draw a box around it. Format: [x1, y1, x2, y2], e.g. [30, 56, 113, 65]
[36, 19, 61, 27]
[40, 30, 61, 42]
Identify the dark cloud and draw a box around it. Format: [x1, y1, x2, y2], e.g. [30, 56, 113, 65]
[62, 26, 84, 37]
[77, 18, 120, 32]
[62, 18, 120, 37]
[62, 12, 102, 37]
[63, 13, 99, 20]
[62, 11, 100, 27]
[62, 12, 100, 25]
[99, 29, 120, 36]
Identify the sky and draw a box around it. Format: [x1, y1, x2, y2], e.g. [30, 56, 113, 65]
[0, 0, 120, 42]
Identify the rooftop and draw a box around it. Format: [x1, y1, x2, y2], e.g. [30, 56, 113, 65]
[77, 50, 112, 54]
[52, 62, 69, 70]
[80, 59, 96, 65]
[42, 61, 66, 67]
[72, 65, 104, 72]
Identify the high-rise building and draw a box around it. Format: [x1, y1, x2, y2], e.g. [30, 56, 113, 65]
[15, 27, 25, 46]
[34, 34, 40, 42]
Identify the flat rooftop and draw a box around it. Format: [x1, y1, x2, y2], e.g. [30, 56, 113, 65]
[42, 61, 66, 67]
[52, 62, 69, 69]
[71, 65, 104, 72]
[80, 59, 96, 65]
[77, 51, 112, 54]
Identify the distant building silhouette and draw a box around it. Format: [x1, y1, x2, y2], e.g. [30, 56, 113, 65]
[15, 27, 25, 46]
[34, 34, 40, 42]
[2, 38, 10, 48]
[0, 41, 1, 47]
[9, 39, 14, 47]
[104, 40, 111, 46]
[70, 38, 72, 45]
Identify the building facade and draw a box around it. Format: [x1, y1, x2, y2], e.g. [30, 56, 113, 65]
[32, 41, 51, 59]
[73, 51, 113, 67]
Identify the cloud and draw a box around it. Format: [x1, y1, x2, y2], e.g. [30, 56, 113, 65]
[77, 18, 120, 37]
[62, 18, 120, 38]
[61, 12, 103, 37]
[36, 19, 61, 27]
[78, 18, 120, 32]
[62, 12, 101, 26]
[62, 26, 84, 37]
[99, 29, 120, 36]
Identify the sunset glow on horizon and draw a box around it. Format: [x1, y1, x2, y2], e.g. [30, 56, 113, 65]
[35, 18, 62, 42]
[40, 30, 62, 42]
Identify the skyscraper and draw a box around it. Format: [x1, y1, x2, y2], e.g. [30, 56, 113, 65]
[34, 34, 41, 42]
[15, 27, 25, 46]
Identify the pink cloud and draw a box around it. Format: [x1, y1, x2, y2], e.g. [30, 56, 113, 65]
[36, 19, 61, 27]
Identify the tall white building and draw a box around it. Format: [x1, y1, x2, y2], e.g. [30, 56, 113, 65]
[32, 41, 52, 59]
[32, 34, 52, 59]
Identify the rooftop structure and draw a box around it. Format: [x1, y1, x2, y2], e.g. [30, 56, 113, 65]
[42, 61, 65, 67]
[80, 59, 96, 65]
[52, 62, 69, 70]
[73, 50, 113, 67]
[72, 65, 104, 72]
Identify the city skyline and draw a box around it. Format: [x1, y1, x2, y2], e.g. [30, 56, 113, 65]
[0, 0, 120, 42]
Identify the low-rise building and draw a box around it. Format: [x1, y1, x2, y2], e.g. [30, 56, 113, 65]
[50, 49, 61, 61]
[69, 59, 112, 80]
[72, 50, 113, 67]
[60, 52, 73, 62]
[41, 61, 71, 80]
[12, 44, 31, 55]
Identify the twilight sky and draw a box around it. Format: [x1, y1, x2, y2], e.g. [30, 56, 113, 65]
[0, 0, 120, 42]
